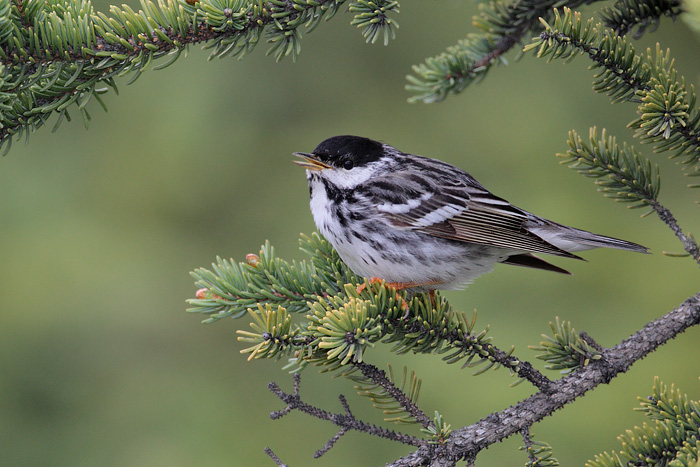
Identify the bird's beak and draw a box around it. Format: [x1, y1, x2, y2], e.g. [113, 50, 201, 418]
[293, 152, 331, 171]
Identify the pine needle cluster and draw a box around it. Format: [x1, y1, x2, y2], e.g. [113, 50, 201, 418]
[530, 317, 602, 374]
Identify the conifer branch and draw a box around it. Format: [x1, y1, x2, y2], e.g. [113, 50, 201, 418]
[491, 343, 553, 391]
[528, 8, 700, 169]
[521, 428, 539, 466]
[191, 240, 554, 390]
[191, 234, 700, 464]
[530, 317, 602, 373]
[397, 292, 700, 465]
[385, 446, 438, 467]
[405, 0, 600, 104]
[404, 0, 683, 104]
[520, 428, 559, 467]
[188, 233, 357, 322]
[559, 127, 660, 210]
[0, 0, 399, 152]
[190, 238, 540, 385]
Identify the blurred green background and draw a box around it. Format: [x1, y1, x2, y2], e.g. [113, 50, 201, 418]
[1, 2, 699, 466]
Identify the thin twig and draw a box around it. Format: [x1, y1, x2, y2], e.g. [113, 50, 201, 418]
[354, 361, 434, 429]
[264, 447, 289, 467]
[268, 374, 426, 450]
[520, 427, 538, 465]
[651, 200, 700, 264]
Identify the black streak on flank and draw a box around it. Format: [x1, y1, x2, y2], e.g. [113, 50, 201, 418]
[333, 205, 348, 227]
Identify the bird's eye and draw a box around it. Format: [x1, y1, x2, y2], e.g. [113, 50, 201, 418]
[343, 159, 354, 170]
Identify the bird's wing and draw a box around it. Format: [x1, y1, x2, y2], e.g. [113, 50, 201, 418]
[367, 169, 581, 259]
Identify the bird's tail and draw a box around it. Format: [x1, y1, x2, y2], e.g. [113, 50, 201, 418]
[530, 223, 649, 254]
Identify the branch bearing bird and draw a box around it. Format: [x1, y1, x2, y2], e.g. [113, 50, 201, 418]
[293, 135, 648, 291]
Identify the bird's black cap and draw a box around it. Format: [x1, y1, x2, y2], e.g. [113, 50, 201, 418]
[312, 135, 385, 166]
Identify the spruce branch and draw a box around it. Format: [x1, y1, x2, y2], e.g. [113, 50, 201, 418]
[236, 304, 314, 361]
[556, 127, 700, 263]
[405, 0, 684, 103]
[348, 0, 398, 46]
[405, 0, 597, 104]
[421, 411, 452, 446]
[650, 199, 700, 263]
[190, 235, 556, 391]
[530, 317, 602, 374]
[248, 290, 700, 465]
[0, 0, 399, 152]
[525, 8, 650, 103]
[558, 127, 661, 210]
[188, 233, 357, 322]
[528, 8, 700, 169]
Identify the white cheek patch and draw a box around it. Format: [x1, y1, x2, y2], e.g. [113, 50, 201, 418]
[310, 164, 377, 190]
[377, 191, 433, 214]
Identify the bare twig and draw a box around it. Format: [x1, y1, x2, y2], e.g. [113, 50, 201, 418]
[264, 447, 289, 467]
[268, 374, 426, 452]
[651, 200, 700, 264]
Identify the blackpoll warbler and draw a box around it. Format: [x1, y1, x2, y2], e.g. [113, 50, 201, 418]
[294, 135, 648, 291]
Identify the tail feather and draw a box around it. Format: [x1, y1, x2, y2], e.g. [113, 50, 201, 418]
[530, 224, 649, 254]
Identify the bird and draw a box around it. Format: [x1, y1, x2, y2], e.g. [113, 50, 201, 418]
[293, 135, 648, 291]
